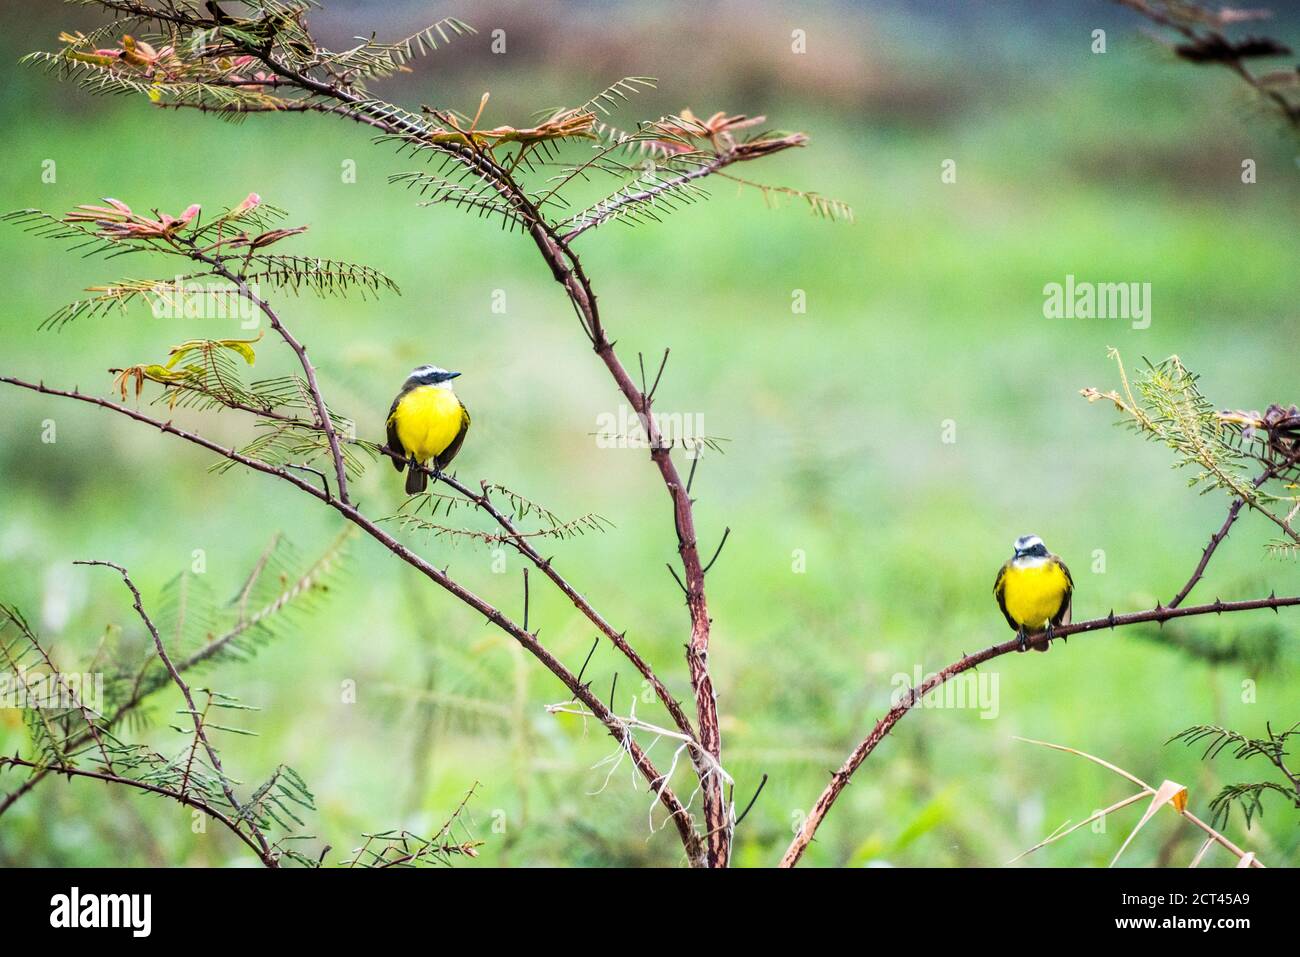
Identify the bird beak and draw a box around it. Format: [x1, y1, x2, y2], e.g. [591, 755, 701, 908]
[444, 371, 461, 380]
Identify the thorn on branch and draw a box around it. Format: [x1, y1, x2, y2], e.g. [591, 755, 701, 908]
[734, 773, 769, 828]
[522, 567, 530, 631]
[286, 463, 331, 501]
[647, 348, 669, 403]
[575, 637, 599, 689]
[702, 527, 731, 576]
[666, 563, 688, 595]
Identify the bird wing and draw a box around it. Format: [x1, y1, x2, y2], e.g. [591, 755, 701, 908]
[1052, 557, 1074, 626]
[385, 394, 406, 472]
[993, 561, 1019, 631]
[435, 404, 471, 470]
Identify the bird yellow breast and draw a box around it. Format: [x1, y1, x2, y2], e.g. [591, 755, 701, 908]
[1002, 561, 1069, 631]
[391, 385, 463, 463]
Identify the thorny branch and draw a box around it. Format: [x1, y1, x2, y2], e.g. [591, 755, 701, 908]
[17, 0, 844, 866]
[400, 461, 701, 748]
[97, 9, 808, 868]
[22, 0, 1293, 871]
[187, 245, 351, 505]
[1009, 737, 1266, 868]
[0, 754, 278, 865]
[0, 372, 702, 864]
[780, 589, 1300, 866]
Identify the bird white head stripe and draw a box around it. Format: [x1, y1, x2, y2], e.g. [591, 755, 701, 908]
[1014, 534, 1044, 551]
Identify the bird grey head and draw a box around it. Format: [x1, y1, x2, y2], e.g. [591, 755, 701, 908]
[1013, 534, 1049, 559]
[407, 364, 461, 387]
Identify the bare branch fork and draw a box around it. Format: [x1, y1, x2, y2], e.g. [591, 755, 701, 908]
[428, 468, 700, 747]
[1168, 458, 1291, 609]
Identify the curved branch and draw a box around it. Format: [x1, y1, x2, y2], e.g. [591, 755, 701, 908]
[0, 374, 704, 865]
[0, 755, 276, 866]
[779, 594, 1300, 867]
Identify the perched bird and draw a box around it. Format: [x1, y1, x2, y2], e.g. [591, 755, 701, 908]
[993, 534, 1073, 652]
[386, 364, 471, 494]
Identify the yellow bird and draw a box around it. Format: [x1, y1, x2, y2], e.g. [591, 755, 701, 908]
[386, 364, 471, 494]
[993, 534, 1073, 652]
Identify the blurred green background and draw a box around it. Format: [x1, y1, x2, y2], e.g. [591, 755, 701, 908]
[0, 0, 1297, 867]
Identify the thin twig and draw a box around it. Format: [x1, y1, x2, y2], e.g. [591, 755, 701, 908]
[734, 773, 768, 828]
[702, 527, 731, 576]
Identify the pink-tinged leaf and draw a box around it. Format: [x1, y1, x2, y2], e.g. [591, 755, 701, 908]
[234, 193, 261, 215]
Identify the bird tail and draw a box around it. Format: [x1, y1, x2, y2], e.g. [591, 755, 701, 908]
[1033, 640, 1051, 653]
[405, 459, 427, 494]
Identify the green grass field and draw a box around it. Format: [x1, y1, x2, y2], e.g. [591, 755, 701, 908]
[0, 2, 1296, 867]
